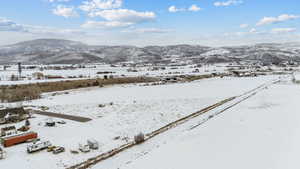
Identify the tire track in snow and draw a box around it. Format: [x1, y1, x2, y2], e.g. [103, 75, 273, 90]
[189, 79, 280, 130]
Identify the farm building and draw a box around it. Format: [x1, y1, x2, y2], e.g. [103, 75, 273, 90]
[1, 126, 17, 137]
[32, 72, 44, 80]
[0, 107, 29, 124]
[1, 131, 38, 147]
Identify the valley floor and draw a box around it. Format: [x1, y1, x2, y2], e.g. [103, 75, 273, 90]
[0, 74, 298, 169]
[95, 76, 300, 169]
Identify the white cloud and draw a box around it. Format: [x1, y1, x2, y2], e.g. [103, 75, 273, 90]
[188, 5, 202, 12]
[168, 6, 184, 13]
[81, 9, 155, 29]
[214, 0, 243, 7]
[0, 18, 25, 32]
[78, 0, 156, 29]
[90, 9, 156, 23]
[52, 5, 78, 18]
[271, 28, 297, 34]
[122, 28, 172, 34]
[169, 5, 201, 13]
[240, 24, 249, 28]
[25, 26, 84, 35]
[257, 14, 299, 26]
[0, 17, 83, 35]
[79, 0, 155, 28]
[81, 20, 133, 28]
[79, 0, 122, 13]
[224, 28, 262, 37]
[249, 28, 258, 33]
[226, 27, 297, 38]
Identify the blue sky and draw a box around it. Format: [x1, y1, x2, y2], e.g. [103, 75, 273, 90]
[0, 0, 299, 46]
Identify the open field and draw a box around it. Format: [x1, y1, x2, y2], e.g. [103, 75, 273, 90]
[0, 63, 297, 86]
[112, 77, 300, 169]
[0, 64, 227, 85]
[68, 79, 278, 169]
[0, 74, 290, 169]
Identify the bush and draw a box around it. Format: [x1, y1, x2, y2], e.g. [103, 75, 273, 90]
[0, 86, 41, 102]
[0, 76, 158, 102]
[134, 133, 145, 144]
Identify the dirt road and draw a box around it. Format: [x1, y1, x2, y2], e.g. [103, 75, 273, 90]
[29, 109, 92, 123]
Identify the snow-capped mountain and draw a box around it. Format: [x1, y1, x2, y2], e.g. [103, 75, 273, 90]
[0, 39, 299, 64]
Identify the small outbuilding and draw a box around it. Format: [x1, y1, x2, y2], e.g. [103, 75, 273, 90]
[32, 72, 44, 80]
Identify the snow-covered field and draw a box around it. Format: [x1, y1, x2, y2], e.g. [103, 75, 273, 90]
[0, 74, 292, 169]
[0, 64, 227, 85]
[0, 63, 297, 85]
[93, 76, 300, 169]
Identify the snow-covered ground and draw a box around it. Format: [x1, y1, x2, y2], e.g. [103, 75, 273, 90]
[91, 75, 300, 169]
[0, 64, 227, 85]
[0, 63, 297, 85]
[0, 74, 289, 169]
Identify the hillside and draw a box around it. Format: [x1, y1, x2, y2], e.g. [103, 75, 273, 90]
[0, 39, 299, 64]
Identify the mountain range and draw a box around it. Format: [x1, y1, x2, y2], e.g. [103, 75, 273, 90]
[0, 39, 299, 65]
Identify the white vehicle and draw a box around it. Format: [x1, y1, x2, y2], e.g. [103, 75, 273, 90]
[27, 140, 51, 153]
[79, 143, 90, 153]
[87, 139, 99, 150]
[53, 146, 65, 154]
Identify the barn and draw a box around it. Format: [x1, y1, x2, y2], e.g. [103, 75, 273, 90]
[1, 131, 38, 147]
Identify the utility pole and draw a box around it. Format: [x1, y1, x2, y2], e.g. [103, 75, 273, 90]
[18, 62, 22, 79]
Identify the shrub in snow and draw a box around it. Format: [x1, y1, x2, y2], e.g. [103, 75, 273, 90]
[134, 133, 145, 144]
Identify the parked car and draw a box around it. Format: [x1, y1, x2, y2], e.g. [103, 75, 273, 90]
[53, 147, 65, 154]
[79, 143, 90, 153]
[47, 146, 57, 152]
[45, 118, 55, 127]
[57, 120, 66, 124]
[87, 139, 99, 150]
[27, 140, 51, 153]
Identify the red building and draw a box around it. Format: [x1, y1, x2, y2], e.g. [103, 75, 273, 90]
[1, 132, 38, 147]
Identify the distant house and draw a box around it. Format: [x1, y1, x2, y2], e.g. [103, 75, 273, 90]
[0, 107, 28, 124]
[32, 72, 44, 80]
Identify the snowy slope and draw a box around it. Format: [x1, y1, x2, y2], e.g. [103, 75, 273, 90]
[0, 39, 300, 64]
